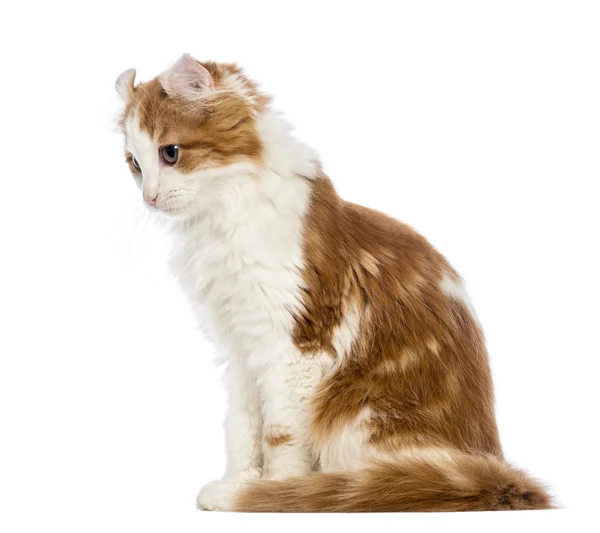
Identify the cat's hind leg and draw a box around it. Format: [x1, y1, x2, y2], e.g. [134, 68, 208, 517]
[316, 406, 377, 473]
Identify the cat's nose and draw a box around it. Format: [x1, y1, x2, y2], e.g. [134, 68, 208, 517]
[145, 194, 158, 206]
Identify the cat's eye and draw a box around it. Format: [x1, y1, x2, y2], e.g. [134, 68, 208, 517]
[160, 145, 179, 165]
[131, 155, 141, 172]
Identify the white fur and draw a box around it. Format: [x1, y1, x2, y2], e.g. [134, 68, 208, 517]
[440, 273, 482, 327]
[125, 112, 206, 213]
[115, 68, 135, 103]
[331, 302, 361, 367]
[125, 97, 328, 509]
[319, 407, 374, 472]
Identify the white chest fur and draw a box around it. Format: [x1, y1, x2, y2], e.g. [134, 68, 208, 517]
[169, 168, 311, 371]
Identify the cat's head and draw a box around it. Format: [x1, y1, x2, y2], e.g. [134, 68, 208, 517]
[115, 54, 270, 218]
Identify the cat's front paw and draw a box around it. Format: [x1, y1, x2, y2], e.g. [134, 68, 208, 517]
[197, 468, 262, 511]
[197, 479, 234, 511]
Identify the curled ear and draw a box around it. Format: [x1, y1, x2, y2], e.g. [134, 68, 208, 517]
[160, 53, 214, 100]
[115, 68, 136, 103]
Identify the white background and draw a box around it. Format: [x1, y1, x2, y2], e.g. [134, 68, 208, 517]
[1, 1, 598, 531]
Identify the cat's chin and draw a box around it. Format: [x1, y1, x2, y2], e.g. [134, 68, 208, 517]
[147, 202, 197, 220]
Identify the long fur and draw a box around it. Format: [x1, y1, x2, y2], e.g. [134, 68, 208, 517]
[116, 55, 553, 513]
[235, 450, 552, 512]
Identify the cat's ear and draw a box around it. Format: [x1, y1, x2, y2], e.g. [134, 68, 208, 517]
[115, 68, 136, 104]
[160, 54, 214, 100]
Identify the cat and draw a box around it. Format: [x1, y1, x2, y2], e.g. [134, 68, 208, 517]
[115, 54, 552, 512]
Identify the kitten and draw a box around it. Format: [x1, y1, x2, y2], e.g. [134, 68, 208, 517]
[116, 54, 552, 512]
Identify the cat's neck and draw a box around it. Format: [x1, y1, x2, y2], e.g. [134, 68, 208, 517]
[255, 109, 318, 181]
[169, 109, 319, 256]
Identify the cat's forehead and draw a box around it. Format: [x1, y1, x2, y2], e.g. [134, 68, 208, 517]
[120, 61, 268, 134]
[121, 79, 205, 152]
[120, 69, 265, 171]
[121, 80, 257, 143]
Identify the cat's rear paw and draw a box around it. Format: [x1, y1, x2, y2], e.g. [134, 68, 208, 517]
[197, 468, 261, 511]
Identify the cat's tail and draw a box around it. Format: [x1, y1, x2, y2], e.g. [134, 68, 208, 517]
[234, 450, 553, 512]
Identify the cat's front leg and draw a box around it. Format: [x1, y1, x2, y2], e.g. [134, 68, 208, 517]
[260, 351, 323, 480]
[197, 356, 262, 511]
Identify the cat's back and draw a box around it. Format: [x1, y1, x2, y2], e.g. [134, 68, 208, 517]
[341, 199, 454, 280]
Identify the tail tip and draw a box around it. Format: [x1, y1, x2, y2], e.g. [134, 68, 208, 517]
[494, 482, 554, 510]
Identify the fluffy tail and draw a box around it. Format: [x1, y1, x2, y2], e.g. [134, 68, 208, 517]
[235, 451, 553, 512]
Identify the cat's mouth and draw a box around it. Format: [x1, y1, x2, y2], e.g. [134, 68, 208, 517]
[146, 191, 195, 218]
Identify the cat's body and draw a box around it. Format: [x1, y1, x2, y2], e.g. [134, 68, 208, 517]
[116, 54, 552, 511]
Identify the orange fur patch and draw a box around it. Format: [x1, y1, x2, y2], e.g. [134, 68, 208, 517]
[119, 62, 265, 173]
[294, 174, 502, 457]
[264, 424, 293, 448]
